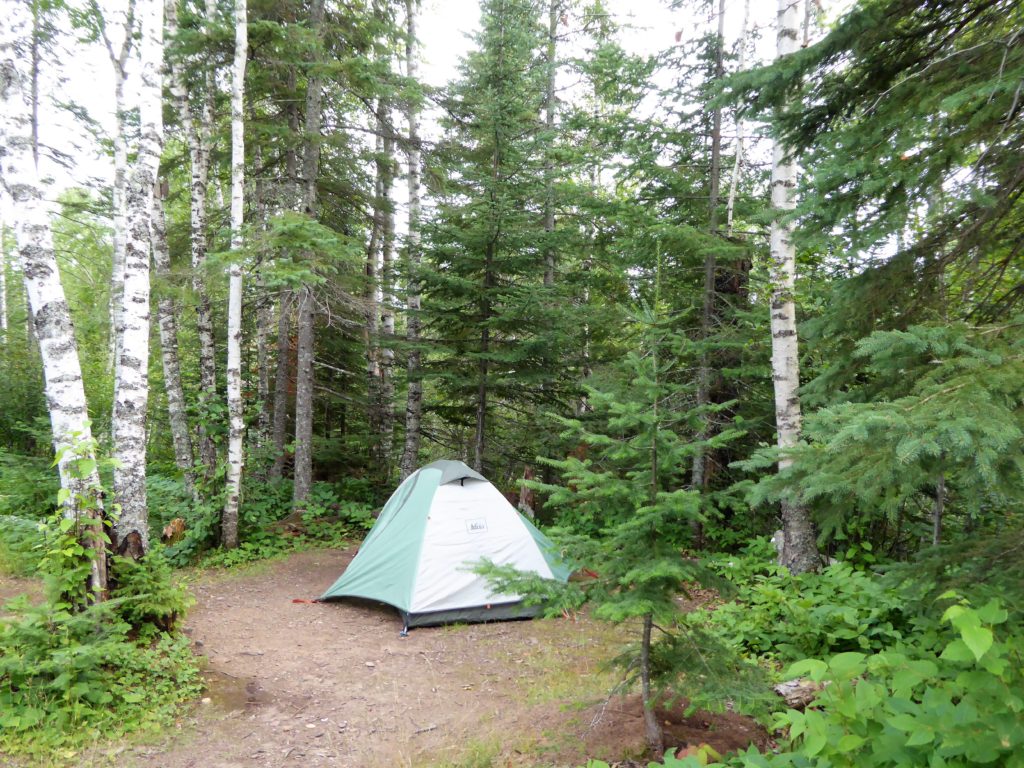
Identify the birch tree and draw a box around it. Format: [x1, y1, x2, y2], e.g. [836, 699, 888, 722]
[725, 0, 750, 236]
[222, 0, 247, 548]
[112, 0, 163, 560]
[152, 183, 195, 494]
[166, 0, 218, 476]
[769, 0, 817, 574]
[398, 0, 422, 481]
[0, 3, 107, 595]
[377, 107, 396, 476]
[0, 192, 7, 338]
[89, 0, 135, 376]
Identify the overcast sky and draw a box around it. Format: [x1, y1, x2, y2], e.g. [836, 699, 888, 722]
[37, 0, 848, 196]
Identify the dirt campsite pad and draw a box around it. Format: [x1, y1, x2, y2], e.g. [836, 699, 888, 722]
[3, 548, 768, 767]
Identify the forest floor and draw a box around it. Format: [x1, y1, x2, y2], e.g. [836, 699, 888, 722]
[1, 547, 770, 767]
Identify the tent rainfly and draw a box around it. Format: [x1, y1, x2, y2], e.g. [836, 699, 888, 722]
[320, 460, 569, 630]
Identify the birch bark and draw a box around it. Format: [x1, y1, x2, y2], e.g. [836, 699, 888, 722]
[292, 0, 326, 508]
[1, 7, 107, 596]
[398, 0, 423, 481]
[0, 192, 7, 337]
[152, 183, 195, 495]
[222, 0, 247, 548]
[770, 0, 818, 574]
[725, 0, 750, 236]
[364, 113, 382, 442]
[378, 103, 396, 475]
[166, 0, 217, 476]
[112, 0, 163, 560]
[92, 0, 136, 376]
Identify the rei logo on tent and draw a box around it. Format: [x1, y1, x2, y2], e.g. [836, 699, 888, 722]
[466, 518, 488, 534]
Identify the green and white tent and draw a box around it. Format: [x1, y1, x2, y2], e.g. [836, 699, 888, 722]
[320, 460, 569, 629]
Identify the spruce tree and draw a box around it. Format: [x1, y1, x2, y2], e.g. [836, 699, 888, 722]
[421, 0, 559, 472]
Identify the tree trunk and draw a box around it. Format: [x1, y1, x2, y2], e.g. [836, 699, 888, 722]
[378, 101, 396, 477]
[249, 106, 272, 443]
[640, 613, 663, 756]
[365, 102, 383, 450]
[0, 194, 7, 338]
[1, 8, 107, 597]
[167, 0, 218, 478]
[474, 244, 494, 474]
[99, 0, 135, 378]
[689, 0, 726, 548]
[152, 183, 195, 496]
[270, 291, 292, 479]
[725, 0, 750, 236]
[112, 0, 163, 561]
[771, 0, 818, 574]
[398, 0, 423, 481]
[474, 337, 488, 474]
[292, 286, 315, 505]
[933, 472, 944, 546]
[222, 0, 247, 549]
[292, 0, 325, 509]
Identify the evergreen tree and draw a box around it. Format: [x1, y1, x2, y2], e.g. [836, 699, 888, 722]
[421, 0, 563, 472]
[485, 293, 747, 757]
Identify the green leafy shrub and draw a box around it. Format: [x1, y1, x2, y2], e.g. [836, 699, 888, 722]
[776, 596, 1023, 767]
[0, 514, 42, 577]
[0, 593, 201, 758]
[691, 562, 907, 662]
[0, 450, 59, 519]
[197, 484, 374, 570]
[109, 548, 194, 637]
[704, 536, 782, 586]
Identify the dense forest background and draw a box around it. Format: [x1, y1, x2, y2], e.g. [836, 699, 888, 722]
[0, 0, 1022, 764]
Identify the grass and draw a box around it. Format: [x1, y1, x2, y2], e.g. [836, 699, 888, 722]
[427, 737, 503, 768]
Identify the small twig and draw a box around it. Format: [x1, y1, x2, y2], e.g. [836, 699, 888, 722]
[414, 724, 438, 735]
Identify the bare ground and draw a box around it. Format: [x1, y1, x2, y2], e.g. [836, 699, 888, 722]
[1, 547, 769, 767]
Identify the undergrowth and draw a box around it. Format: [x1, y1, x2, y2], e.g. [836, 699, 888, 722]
[587, 532, 1024, 768]
[158, 476, 375, 569]
[0, 446, 202, 763]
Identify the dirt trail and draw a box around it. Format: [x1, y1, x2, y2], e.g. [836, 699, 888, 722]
[130, 548, 624, 768]
[1, 548, 769, 767]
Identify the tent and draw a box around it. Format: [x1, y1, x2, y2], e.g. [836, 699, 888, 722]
[319, 459, 569, 629]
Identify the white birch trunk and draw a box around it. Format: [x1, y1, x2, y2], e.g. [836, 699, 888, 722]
[398, 0, 423, 481]
[152, 184, 195, 496]
[725, 0, 750, 236]
[378, 104, 396, 475]
[1, 8, 107, 596]
[770, 0, 817, 574]
[99, 0, 136, 378]
[0, 192, 7, 337]
[364, 116, 382, 440]
[112, 0, 163, 559]
[222, 0, 247, 549]
[166, 0, 218, 475]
